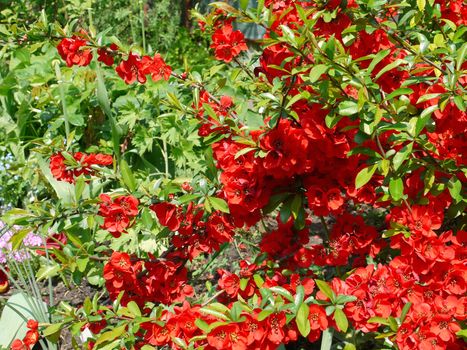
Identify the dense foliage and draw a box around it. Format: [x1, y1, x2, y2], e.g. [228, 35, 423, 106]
[0, 0, 466, 350]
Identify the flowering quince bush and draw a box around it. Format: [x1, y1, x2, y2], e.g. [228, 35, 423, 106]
[0, 0, 467, 349]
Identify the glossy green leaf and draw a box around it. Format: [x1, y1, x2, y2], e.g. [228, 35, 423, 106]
[392, 142, 413, 170]
[120, 159, 136, 192]
[309, 64, 328, 83]
[389, 178, 404, 201]
[296, 303, 311, 337]
[334, 308, 349, 332]
[207, 197, 230, 213]
[338, 101, 359, 116]
[355, 164, 378, 189]
[315, 280, 334, 301]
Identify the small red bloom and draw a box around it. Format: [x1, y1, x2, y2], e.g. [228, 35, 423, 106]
[99, 194, 139, 237]
[97, 44, 118, 66]
[308, 305, 328, 331]
[140, 53, 172, 81]
[211, 23, 248, 63]
[10, 339, 28, 350]
[57, 36, 93, 67]
[116, 52, 146, 84]
[150, 202, 182, 231]
[26, 319, 38, 331]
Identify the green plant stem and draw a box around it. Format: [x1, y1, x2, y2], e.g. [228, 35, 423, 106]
[140, 0, 146, 52]
[54, 62, 70, 145]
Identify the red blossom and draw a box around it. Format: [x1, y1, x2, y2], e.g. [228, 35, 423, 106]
[57, 36, 93, 67]
[211, 23, 248, 63]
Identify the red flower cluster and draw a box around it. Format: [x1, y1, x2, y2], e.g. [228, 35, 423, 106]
[10, 320, 39, 350]
[150, 201, 235, 260]
[195, 91, 233, 137]
[210, 23, 248, 63]
[57, 35, 92, 67]
[136, 273, 325, 350]
[316, 204, 467, 349]
[56, 38, 171, 85]
[103, 251, 193, 307]
[50, 152, 113, 183]
[115, 52, 172, 84]
[98, 194, 139, 238]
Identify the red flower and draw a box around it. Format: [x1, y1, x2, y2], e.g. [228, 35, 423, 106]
[217, 269, 240, 297]
[207, 323, 247, 350]
[140, 53, 172, 81]
[10, 339, 28, 350]
[0, 268, 10, 294]
[143, 319, 180, 346]
[116, 52, 146, 84]
[211, 23, 248, 63]
[150, 202, 182, 231]
[267, 312, 286, 344]
[23, 330, 39, 347]
[308, 305, 328, 331]
[99, 194, 139, 237]
[49, 152, 113, 183]
[57, 36, 93, 67]
[97, 44, 118, 66]
[26, 319, 38, 331]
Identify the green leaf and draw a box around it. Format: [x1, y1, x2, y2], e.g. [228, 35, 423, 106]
[335, 295, 357, 304]
[343, 343, 356, 350]
[127, 301, 141, 317]
[320, 328, 334, 350]
[195, 318, 211, 333]
[368, 316, 390, 325]
[207, 197, 230, 213]
[296, 303, 311, 337]
[94, 325, 126, 347]
[389, 178, 404, 201]
[42, 322, 64, 337]
[253, 274, 265, 288]
[141, 346, 156, 350]
[456, 328, 467, 339]
[120, 159, 136, 192]
[367, 49, 391, 73]
[290, 195, 302, 220]
[385, 88, 413, 101]
[36, 264, 60, 281]
[338, 101, 358, 116]
[239, 0, 249, 10]
[388, 316, 398, 332]
[235, 147, 256, 159]
[334, 308, 349, 332]
[456, 42, 467, 71]
[269, 286, 294, 302]
[400, 302, 412, 323]
[355, 164, 378, 189]
[374, 59, 404, 80]
[393, 142, 413, 170]
[9, 228, 31, 251]
[96, 64, 120, 161]
[447, 176, 462, 202]
[74, 175, 86, 202]
[294, 285, 305, 308]
[200, 306, 229, 321]
[315, 280, 334, 301]
[309, 64, 328, 83]
[76, 257, 89, 273]
[417, 0, 426, 12]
